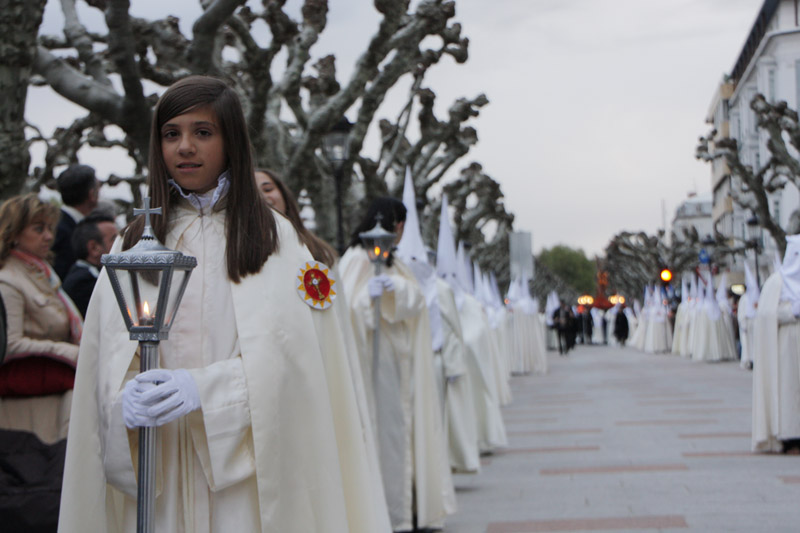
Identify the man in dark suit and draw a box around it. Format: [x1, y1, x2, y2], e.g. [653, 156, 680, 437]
[62, 213, 117, 317]
[52, 165, 100, 280]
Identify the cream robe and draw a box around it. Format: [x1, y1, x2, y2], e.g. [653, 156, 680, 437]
[459, 294, 507, 453]
[752, 273, 800, 452]
[436, 279, 480, 473]
[339, 247, 451, 531]
[738, 292, 754, 368]
[59, 201, 385, 532]
[671, 302, 687, 355]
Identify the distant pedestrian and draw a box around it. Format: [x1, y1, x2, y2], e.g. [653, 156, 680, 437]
[52, 165, 100, 280]
[62, 212, 118, 317]
[614, 306, 629, 345]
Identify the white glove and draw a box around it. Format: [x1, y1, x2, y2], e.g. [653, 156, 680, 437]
[122, 378, 158, 428]
[368, 274, 394, 298]
[134, 368, 201, 426]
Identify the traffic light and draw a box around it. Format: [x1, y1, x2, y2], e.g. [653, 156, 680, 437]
[660, 268, 673, 283]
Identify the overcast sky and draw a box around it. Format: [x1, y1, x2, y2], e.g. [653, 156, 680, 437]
[31, 0, 766, 256]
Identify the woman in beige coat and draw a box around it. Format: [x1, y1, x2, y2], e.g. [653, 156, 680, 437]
[0, 193, 81, 443]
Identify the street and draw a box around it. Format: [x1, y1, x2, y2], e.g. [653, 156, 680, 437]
[445, 343, 799, 532]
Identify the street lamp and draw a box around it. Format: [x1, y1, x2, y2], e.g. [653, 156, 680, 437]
[746, 215, 762, 287]
[359, 218, 396, 410]
[322, 117, 353, 254]
[100, 198, 197, 533]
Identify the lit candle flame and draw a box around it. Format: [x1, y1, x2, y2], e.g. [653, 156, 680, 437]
[143, 301, 151, 317]
[373, 246, 381, 257]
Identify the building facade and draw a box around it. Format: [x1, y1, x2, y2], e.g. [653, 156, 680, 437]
[672, 193, 713, 243]
[706, 0, 800, 284]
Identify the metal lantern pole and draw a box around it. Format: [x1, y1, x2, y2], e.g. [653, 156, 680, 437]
[359, 219, 396, 415]
[101, 198, 197, 533]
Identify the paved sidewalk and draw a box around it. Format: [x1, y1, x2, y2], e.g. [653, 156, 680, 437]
[444, 343, 800, 533]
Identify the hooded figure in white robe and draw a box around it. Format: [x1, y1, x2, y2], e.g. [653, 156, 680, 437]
[339, 196, 451, 531]
[671, 277, 689, 355]
[738, 262, 760, 369]
[752, 235, 800, 452]
[439, 219, 506, 454]
[398, 176, 477, 478]
[692, 273, 736, 362]
[644, 286, 672, 353]
[629, 293, 648, 351]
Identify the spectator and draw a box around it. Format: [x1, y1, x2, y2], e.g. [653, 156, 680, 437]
[62, 213, 118, 317]
[0, 193, 81, 444]
[52, 165, 99, 280]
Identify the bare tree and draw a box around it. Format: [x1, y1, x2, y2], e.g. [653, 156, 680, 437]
[417, 162, 515, 289]
[604, 228, 700, 300]
[695, 92, 800, 256]
[23, 0, 487, 241]
[0, 0, 47, 199]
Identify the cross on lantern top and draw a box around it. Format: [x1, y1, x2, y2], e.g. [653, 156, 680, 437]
[133, 197, 162, 235]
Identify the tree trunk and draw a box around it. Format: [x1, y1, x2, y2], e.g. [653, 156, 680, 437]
[0, 0, 47, 199]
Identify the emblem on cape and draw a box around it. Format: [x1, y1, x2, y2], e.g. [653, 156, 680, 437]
[296, 261, 336, 309]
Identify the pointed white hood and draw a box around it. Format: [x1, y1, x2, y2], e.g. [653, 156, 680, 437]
[436, 194, 464, 309]
[680, 276, 688, 305]
[545, 290, 560, 325]
[396, 168, 443, 351]
[715, 271, 730, 315]
[704, 273, 721, 321]
[781, 234, 800, 307]
[743, 261, 760, 319]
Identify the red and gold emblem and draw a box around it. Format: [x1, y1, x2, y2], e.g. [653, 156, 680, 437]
[296, 261, 336, 309]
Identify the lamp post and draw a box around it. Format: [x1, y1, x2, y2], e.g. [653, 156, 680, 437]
[746, 215, 762, 287]
[359, 218, 396, 408]
[100, 198, 197, 533]
[322, 117, 353, 255]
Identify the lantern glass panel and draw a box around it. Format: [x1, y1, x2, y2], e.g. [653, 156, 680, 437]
[323, 132, 348, 163]
[163, 269, 192, 330]
[115, 269, 163, 327]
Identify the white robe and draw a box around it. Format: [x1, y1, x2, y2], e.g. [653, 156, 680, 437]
[339, 248, 452, 531]
[671, 302, 688, 355]
[738, 292, 754, 368]
[58, 202, 386, 532]
[752, 273, 800, 452]
[459, 294, 507, 453]
[436, 279, 480, 473]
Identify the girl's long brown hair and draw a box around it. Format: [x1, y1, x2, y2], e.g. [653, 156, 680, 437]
[256, 169, 338, 266]
[122, 76, 278, 282]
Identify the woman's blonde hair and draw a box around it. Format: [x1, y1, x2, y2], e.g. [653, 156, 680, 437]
[0, 193, 60, 267]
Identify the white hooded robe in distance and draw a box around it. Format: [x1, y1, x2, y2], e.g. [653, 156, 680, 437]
[58, 201, 385, 532]
[459, 293, 508, 453]
[436, 278, 480, 473]
[752, 238, 800, 452]
[339, 246, 450, 531]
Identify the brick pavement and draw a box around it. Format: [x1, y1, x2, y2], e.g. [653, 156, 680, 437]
[443, 343, 800, 533]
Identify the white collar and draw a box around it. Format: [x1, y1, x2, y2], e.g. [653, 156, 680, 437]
[75, 259, 100, 278]
[168, 171, 230, 214]
[62, 204, 85, 223]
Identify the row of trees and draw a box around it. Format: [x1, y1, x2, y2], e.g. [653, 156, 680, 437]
[697, 92, 800, 257]
[4, 0, 518, 287]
